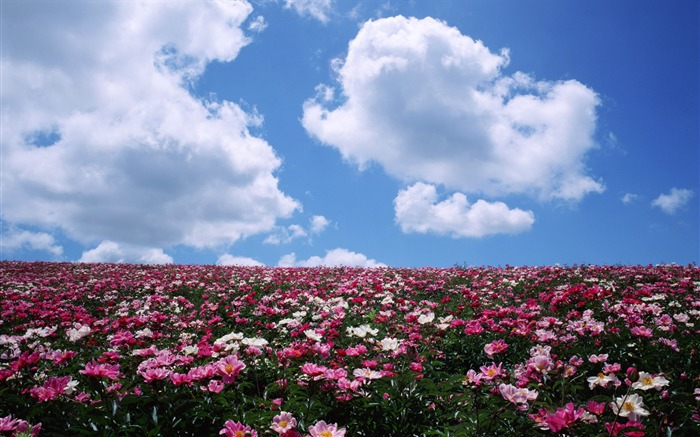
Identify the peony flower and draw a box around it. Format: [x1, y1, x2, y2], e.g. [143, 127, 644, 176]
[271, 411, 297, 435]
[587, 372, 619, 390]
[610, 393, 650, 421]
[632, 372, 670, 391]
[479, 362, 504, 381]
[80, 360, 121, 380]
[417, 312, 435, 324]
[484, 340, 508, 358]
[216, 355, 246, 384]
[379, 337, 400, 352]
[220, 420, 257, 437]
[307, 420, 346, 437]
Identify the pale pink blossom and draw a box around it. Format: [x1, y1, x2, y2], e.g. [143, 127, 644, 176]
[307, 420, 346, 437]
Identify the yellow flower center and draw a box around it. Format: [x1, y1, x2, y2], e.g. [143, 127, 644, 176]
[622, 401, 635, 412]
[278, 420, 288, 428]
[225, 364, 234, 374]
[234, 431, 245, 437]
[642, 376, 654, 385]
[320, 431, 333, 437]
[597, 373, 606, 379]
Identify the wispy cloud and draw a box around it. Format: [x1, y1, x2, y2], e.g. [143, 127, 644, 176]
[652, 188, 694, 214]
[284, 0, 333, 23]
[264, 215, 331, 244]
[621, 193, 640, 204]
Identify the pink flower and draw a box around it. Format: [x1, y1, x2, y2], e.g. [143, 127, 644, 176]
[271, 411, 297, 434]
[216, 355, 246, 384]
[483, 340, 508, 358]
[220, 420, 257, 437]
[545, 403, 585, 432]
[139, 367, 171, 383]
[307, 420, 346, 437]
[479, 362, 504, 381]
[498, 383, 538, 410]
[300, 363, 328, 378]
[79, 360, 121, 380]
[0, 415, 19, 431]
[170, 372, 193, 386]
[588, 354, 608, 363]
[630, 326, 653, 338]
[202, 380, 225, 393]
[586, 400, 606, 415]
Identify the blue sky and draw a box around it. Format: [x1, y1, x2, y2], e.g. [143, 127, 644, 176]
[1, 0, 698, 267]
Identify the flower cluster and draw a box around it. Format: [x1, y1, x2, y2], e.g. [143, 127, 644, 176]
[0, 261, 698, 435]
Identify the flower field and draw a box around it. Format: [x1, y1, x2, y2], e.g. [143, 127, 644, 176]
[1, 261, 699, 436]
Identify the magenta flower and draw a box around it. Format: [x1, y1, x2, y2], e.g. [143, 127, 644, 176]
[219, 420, 257, 437]
[139, 367, 171, 383]
[307, 420, 346, 437]
[79, 360, 121, 380]
[545, 403, 585, 432]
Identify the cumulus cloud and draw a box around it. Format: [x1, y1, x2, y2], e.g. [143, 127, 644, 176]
[79, 241, 173, 264]
[1, 228, 63, 256]
[284, 0, 333, 23]
[1, 1, 299, 253]
[278, 248, 385, 267]
[217, 254, 264, 266]
[395, 183, 534, 237]
[652, 188, 695, 214]
[302, 16, 604, 202]
[309, 215, 331, 234]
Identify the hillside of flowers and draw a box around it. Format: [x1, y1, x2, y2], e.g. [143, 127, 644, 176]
[1, 261, 699, 436]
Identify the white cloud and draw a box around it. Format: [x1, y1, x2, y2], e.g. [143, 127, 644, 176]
[1, 228, 63, 256]
[309, 215, 330, 234]
[264, 224, 308, 245]
[652, 188, 695, 214]
[278, 248, 385, 267]
[2, 1, 299, 253]
[264, 215, 331, 244]
[284, 0, 333, 23]
[302, 16, 604, 202]
[394, 183, 534, 238]
[79, 241, 173, 264]
[217, 253, 264, 266]
[621, 193, 640, 204]
[248, 15, 268, 32]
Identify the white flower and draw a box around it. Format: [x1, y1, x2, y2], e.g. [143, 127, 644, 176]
[611, 393, 650, 421]
[417, 312, 435, 325]
[380, 337, 400, 352]
[632, 372, 670, 391]
[242, 337, 269, 347]
[353, 368, 383, 380]
[347, 324, 378, 338]
[64, 379, 79, 395]
[304, 330, 322, 342]
[66, 324, 91, 342]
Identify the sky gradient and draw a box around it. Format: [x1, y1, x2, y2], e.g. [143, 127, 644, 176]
[1, 0, 698, 267]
